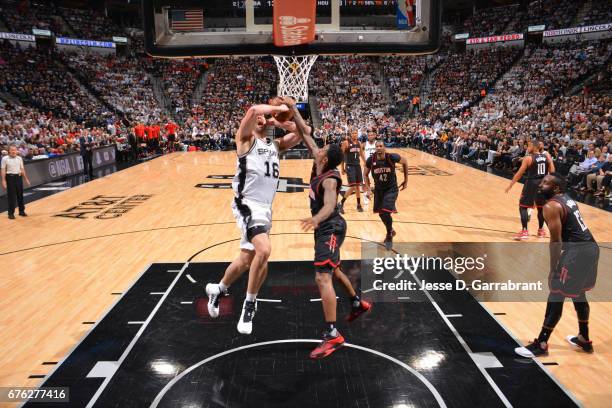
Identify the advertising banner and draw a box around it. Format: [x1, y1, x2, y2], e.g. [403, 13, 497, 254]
[0, 146, 116, 196]
[466, 33, 523, 45]
[0, 32, 35, 42]
[56, 37, 116, 48]
[273, 0, 317, 47]
[544, 23, 612, 37]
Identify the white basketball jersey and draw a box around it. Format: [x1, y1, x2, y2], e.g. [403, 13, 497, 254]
[364, 141, 377, 160]
[232, 137, 280, 205]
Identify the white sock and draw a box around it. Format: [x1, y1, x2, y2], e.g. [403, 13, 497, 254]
[218, 282, 228, 292]
[246, 293, 257, 302]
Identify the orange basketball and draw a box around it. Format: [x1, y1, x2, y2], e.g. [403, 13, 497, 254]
[269, 96, 294, 122]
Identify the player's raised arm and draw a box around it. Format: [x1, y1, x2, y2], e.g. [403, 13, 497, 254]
[398, 155, 409, 190]
[268, 117, 301, 153]
[236, 103, 290, 145]
[285, 99, 318, 155]
[363, 156, 372, 195]
[546, 152, 556, 174]
[505, 155, 532, 193]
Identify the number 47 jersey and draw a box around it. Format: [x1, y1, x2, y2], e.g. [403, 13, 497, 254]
[232, 137, 280, 205]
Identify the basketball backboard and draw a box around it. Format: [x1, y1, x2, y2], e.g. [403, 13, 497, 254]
[143, 0, 441, 58]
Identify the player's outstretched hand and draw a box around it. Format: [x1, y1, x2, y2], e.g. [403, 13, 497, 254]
[400, 180, 407, 191]
[504, 185, 511, 193]
[266, 117, 282, 127]
[267, 117, 297, 131]
[266, 117, 276, 127]
[300, 217, 318, 231]
[277, 104, 290, 113]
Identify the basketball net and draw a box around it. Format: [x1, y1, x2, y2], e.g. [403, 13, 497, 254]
[273, 55, 318, 103]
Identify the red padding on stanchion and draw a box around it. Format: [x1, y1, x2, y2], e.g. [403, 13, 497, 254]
[273, 0, 317, 47]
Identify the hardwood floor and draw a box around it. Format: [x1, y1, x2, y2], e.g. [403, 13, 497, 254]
[0, 149, 610, 407]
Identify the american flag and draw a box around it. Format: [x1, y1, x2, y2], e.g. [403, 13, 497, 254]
[171, 9, 204, 31]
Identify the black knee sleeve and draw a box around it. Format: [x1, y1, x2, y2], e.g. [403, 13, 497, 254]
[537, 207, 545, 229]
[543, 292, 564, 329]
[379, 212, 393, 232]
[572, 293, 590, 322]
[519, 207, 529, 229]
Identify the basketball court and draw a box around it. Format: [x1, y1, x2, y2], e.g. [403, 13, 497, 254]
[1, 150, 611, 407]
[1, 0, 611, 407]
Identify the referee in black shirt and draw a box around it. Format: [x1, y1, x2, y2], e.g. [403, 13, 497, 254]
[1, 145, 31, 219]
[79, 133, 94, 179]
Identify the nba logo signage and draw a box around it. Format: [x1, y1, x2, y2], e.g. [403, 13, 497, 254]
[48, 159, 72, 178]
[397, 0, 415, 29]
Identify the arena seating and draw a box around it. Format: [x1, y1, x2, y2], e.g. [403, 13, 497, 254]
[179, 57, 277, 150]
[148, 58, 207, 121]
[426, 47, 522, 120]
[0, 0, 64, 36]
[310, 56, 395, 144]
[58, 7, 126, 40]
[0, 42, 112, 126]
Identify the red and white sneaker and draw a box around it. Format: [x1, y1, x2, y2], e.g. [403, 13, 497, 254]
[537, 229, 547, 238]
[513, 229, 529, 241]
[346, 300, 372, 322]
[310, 332, 345, 359]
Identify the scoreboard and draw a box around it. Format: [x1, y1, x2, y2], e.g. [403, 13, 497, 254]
[233, 1, 397, 15]
[174, 1, 399, 20]
[231, 1, 396, 8]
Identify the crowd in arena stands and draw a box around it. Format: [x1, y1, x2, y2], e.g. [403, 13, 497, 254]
[62, 52, 162, 125]
[425, 47, 521, 121]
[0, 1, 127, 41]
[183, 57, 277, 150]
[580, 1, 612, 26]
[0, 102, 122, 160]
[0, 41, 113, 126]
[524, 0, 585, 31]
[148, 59, 207, 121]
[58, 7, 125, 40]
[469, 41, 610, 124]
[457, 0, 609, 39]
[311, 56, 394, 143]
[396, 92, 611, 198]
[381, 55, 427, 106]
[0, 0, 63, 36]
[461, 4, 522, 38]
